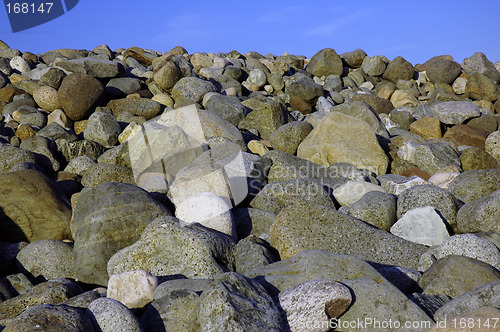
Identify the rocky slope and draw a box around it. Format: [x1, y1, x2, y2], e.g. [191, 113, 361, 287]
[0, 40, 499, 331]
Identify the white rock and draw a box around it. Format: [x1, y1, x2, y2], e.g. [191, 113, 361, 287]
[213, 57, 229, 68]
[385, 176, 431, 196]
[107, 270, 158, 309]
[485, 131, 500, 160]
[397, 140, 420, 163]
[315, 96, 335, 113]
[333, 180, 387, 206]
[452, 77, 467, 95]
[278, 279, 352, 332]
[390, 206, 450, 246]
[10, 56, 31, 73]
[419, 234, 500, 271]
[175, 192, 235, 238]
[86, 297, 144, 332]
[428, 172, 460, 189]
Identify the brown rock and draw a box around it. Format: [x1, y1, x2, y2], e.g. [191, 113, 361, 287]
[376, 81, 396, 99]
[33, 85, 60, 112]
[0, 85, 27, 103]
[289, 94, 312, 114]
[460, 147, 500, 171]
[382, 56, 415, 83]
[410, 117, 442, 140]
[425, 58, 462, 85]
[58, 73, 104, 121]
[0, 170, 72, 242]
[466, 73, 499, 101]
[401, 167, 431, 180]
[73, 120, 87, 135]
[15, 123, 37, 141]
[123, 46, 156, 66]
[466, 115, 498, 133]
[351, 93, 394, 114]
[443, 124, 489, 149]
[169, 46, 188, 55]
[340, 49, 367, 68]
[306, 48, 343, 77]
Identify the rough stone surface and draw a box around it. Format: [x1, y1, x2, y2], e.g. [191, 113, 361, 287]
[382, 56, 415, 83]
[332, 180, 387, 206]
[71, 182, 171, 285]
[430, 101, 481, 125]
[107, 216, 235, 279]
[239, 97, 286, 139]
[448, 169, 500, 203]
[86, 298, 144, 332]
[433, 281, 500, 321]
[171, 76, 217, 105]
[390, 206, 450, 246]
[16, 239, 75, 280]
[107, 270, 158, 309]
[419, 255, 500, 298]
[485, 130, 500, 159]
[2, 304, 94, 332]
[83, 111, 121, 148]
[342, 191, 397, 231]
[456, 190, 500, 234]
[306, 48, 343, 77]
[397, 184, 459, 231]
[269, 121, 313, 155]
[278, 280, 352, 332]
[0, 170, 72, 242]
[58, 73, 104, 121]
[107, 98, 162, 120]
[297, 112, 389, 175]
[271, 200, 428, 269]
[175, 191, 236, 238]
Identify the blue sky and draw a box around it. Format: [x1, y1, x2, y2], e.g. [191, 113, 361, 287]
[1, 0, 499, 65]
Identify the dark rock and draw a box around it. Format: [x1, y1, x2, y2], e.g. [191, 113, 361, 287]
[58, 73, 104, 121]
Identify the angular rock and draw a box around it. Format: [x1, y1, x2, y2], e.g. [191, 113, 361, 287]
[232, 208, 276, 240]
[71, 182, 171, 285]
[271, 200, 428, 269]
[351, 93, 395, 115]
[105, 77, 142, 97]
[107, 270, 158, 309]
[430, 101, 481, 125]
[57, 139, 106, 163]
[390, 206, 450, 246]
[462, 52, 500, 82]
[107, 216, 235, 279]
[83, 111, 121, 148]
[285, 72, 324, 108]
[419, 255, 500, 298]
[0, 170, 72, 242]
[342, 191, 397, 231]
[297, 112, 389, 175]
[330, 101, 389, 138]
[412, 141, 461, 175]
[239, 96, 286, 139]
[175, 191, 236, 238]
[443, 124, 489, 149]
[456, 190, 500, 234]
[16, 239, 75, 280]
[397, 184, 459, 231]
[63, 155, 96, 176]
[58, 73, 104, 121]
[410, 117, 442, 140]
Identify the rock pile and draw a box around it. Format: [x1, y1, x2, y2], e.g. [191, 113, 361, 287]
[0, 40, 499, 330]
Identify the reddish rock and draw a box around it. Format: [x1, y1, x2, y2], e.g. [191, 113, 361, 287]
[443, 124, 490, 149]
